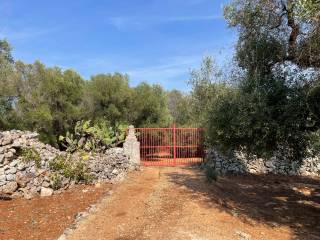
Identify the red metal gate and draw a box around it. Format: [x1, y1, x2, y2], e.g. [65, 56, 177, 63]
[135, 125, 204, 166]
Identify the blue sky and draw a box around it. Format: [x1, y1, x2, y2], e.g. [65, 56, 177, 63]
[0, 0, 236, 91]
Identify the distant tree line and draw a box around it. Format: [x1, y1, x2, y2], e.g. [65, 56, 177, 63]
[0, 41, 173, 147]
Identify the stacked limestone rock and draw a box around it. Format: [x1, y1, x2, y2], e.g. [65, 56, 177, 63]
[88, 148, 137, 181]
[0, 130, 137, 199]
[206, 149, 320, 176]
[0, 130, 70, 199]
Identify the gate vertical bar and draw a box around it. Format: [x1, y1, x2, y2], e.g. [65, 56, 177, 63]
[173, 123, 176, 166]
[135, 126, 204, 166]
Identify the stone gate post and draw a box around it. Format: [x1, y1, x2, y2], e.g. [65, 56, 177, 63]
[123, 125, 140, 165]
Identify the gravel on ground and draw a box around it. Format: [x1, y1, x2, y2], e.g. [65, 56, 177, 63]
[66, 167, 320, 240]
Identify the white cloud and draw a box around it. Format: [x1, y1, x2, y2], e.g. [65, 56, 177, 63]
[164, 15, 222, 22]
[107, 15, 223, 31]
[74, 48, 234, 88]
[126, 55, 201, 87]
[0, 27, 59, 42]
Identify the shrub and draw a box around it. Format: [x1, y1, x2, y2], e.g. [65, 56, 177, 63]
[20, 147, 41, 168]
[307, 82, 320, 121]
[50, 172, 63, 190]
[206, 71, 313, 160]
[49, 154, 93, 183]
[204, 165, 218, 183]
[310, 130, 320, 154]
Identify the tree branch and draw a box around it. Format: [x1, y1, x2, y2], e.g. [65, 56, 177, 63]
[286, 0, 300, 61]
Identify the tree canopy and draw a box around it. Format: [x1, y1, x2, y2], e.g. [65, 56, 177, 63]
[0, 40, 172, 146]
[202, 0, 320, 159]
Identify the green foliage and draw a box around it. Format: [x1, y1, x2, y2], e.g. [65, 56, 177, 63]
[167, 90, 192, 126]
[50, 173, 63, 190]
[307, 80, 320, 121]
[83, 73, 131, 126]
[204, 165, 218, 183]
[207, 74, 312, 159]
[0, 40, 13, 63]
[310, 130, 320, 153]
[296, 0, 320, 21]
[59, 120, 127, 152]
[129, 82, 171, 127]
[0, 44, 172, 146]
[224, 0, 320, 68]
[10, 61, 84, 146]
[59, 132, 78, 153]
[0, 40, 16, 130]
[196, 0, 319, 160]
[49, 154, 93, 183]
[188, 57, 230, 127]
[20, 147, 41, 168]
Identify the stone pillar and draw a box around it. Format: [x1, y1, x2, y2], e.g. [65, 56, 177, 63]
[123, 125, 140, 165]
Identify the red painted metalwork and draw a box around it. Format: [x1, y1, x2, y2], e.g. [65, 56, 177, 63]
[173, 123, 176, 165]
[134, 125, 204, 166]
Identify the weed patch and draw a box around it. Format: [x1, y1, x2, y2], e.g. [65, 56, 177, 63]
[20, 147, 41, 168]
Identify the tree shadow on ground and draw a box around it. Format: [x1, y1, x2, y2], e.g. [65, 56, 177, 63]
[165, 168, 320, 240]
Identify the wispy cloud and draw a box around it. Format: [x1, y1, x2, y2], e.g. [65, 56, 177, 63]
[159, 0, 208, 6]
[73, 48, 234, 89]
[0, 0, 53, 42]
[0, 26, 59, 42]
[126, 55, 201, 88]
[165, 15, 222, 22]
[107, 15, 223, 31]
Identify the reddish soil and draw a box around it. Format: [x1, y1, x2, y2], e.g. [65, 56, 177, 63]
[0, 183, 113, 240]
[67, 167, 320, 240]
[1, 167, 320, 240]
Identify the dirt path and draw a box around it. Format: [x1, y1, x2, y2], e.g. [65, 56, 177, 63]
[0, 184, 114, 240]
[66, 167, 301, 240]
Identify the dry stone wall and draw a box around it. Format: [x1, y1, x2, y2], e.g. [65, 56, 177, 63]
[87, 148, 137, 181]
[206, 149, 320, 176]
[0, 130, 137, 199]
